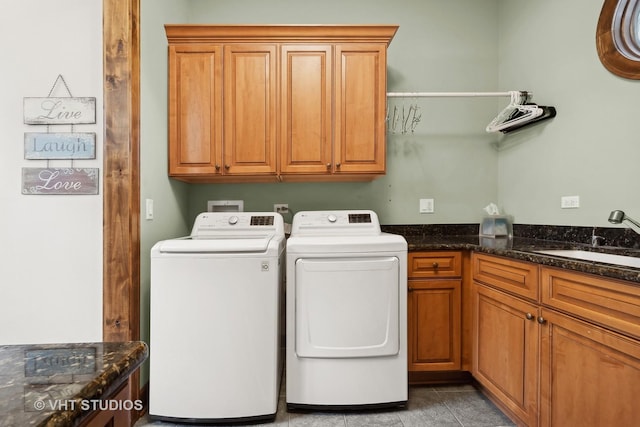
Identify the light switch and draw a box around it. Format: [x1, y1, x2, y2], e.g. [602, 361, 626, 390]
[145, 198, 154, 220]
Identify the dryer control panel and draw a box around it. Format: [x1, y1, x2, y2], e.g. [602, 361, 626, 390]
[290, 210, 381, 236]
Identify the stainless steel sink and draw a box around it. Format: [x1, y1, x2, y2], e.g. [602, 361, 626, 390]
[534, 249, 640, 268]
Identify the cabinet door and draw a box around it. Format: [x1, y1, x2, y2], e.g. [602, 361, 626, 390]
[334, 44, 386, 175]
[539, 308, 640, 427]
[168, 44, 223, 176]
[473, 284, 539, 427]
[223, 44, 277, 175]
[280, 45, 332, 175]
[408, 279, 461, 371]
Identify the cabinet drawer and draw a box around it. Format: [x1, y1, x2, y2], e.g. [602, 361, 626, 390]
[540, 266, 640, 339]
[472, 253, 539, 301]
[409, 251, 461, 278]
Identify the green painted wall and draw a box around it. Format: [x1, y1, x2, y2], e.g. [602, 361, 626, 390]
[183, 0, 502, 225]
[497, 0, 640, 227]
[139, 0, 640, 385]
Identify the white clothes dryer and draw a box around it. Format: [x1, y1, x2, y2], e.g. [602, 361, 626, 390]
[149, 212, 285, 424]
[286, 210, 407, 410]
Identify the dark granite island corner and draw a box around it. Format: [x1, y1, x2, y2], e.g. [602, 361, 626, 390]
[0, 341, 148, 427]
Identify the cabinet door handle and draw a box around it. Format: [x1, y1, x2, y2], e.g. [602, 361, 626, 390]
[408, 286, 414, 292]
[537, 316, 546, 325]
[336, 162, 341, 168]
[432, 262, 439, 269]
[215, 164, 221, 171]
[224, 164, 230, 170]
[526, 312, 534, 320]
[326, 163, 331, 169]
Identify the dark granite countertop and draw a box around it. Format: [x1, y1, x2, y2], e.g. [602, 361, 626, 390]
[0, 341, 148, 427]
[382, 224, 640, 284]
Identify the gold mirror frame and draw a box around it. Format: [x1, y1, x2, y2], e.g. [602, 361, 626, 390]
[597, 0, 640, 79]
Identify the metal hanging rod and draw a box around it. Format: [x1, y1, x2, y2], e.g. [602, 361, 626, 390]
[386, 91, 529, 98]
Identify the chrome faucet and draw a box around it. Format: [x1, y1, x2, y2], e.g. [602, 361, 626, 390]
[608, 210, 640, 235]
[591, 227, 604, 247]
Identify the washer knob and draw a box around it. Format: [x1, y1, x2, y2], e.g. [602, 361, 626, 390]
[228, 215, 239, 225]
[327, 214, 337, 223]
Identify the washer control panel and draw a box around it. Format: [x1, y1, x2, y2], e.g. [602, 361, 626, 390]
[191, 212, 282, 238]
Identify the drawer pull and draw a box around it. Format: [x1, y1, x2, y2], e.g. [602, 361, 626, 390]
[526, 313, 534, 320]
[432, 262, 439, 269]
[537, 316, 546, 325]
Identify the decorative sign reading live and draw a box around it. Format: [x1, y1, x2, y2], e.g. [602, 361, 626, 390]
[22, 168, 99, 195]
[23, 97, 96, 125]
[24, 133, 96, 160]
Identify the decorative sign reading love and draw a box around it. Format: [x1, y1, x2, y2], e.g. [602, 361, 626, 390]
[23, 97, 96, 125]
[24, 132, 96, 160]
[22, 168, 99, 195]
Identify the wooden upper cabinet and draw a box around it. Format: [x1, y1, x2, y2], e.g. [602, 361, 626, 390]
[223, 44, 277, 176]
[168, 44, 223, 176]
[334, 44, 387, 175]
[165, 25, 398, 183]
[280, 45, 333, 175]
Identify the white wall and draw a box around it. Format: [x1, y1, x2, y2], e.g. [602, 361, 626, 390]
[0, 1, 103, 344]
[498, 0, 640, 227]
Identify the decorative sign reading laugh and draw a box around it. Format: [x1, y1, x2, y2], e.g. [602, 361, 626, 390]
[22, 168, 99, 195]
[23, 97, 96, 125]
[24, 133, 96, 160]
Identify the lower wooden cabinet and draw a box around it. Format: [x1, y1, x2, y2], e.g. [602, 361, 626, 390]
[79, 379, 132, 427]
[472, 252, 640, 427]
[473, 283, 539, 427]
[409, 279, 461, 371]
[539, 307, 640, 426]
[408, 252, 462, 373]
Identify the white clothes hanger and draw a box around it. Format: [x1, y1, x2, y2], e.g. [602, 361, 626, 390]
[485, 91, 544, 133]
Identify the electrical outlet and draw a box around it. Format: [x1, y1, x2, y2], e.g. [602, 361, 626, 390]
[561, 195, 580, 209]
[419, 198, 434, 214]
[274, 203, 289, 214]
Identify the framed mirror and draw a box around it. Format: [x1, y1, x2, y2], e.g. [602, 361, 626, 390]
[597, 0, 640, 79]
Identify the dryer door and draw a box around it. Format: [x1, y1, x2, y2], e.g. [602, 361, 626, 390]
[295, 256, 399, 358]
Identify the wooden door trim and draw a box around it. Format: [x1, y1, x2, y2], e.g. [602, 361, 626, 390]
[103, 0, 141, 418]
[103, 0, 140, 345]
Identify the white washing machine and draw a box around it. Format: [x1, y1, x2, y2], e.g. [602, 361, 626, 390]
[286, 210, 407, 410]
[149, 212, 285, 424]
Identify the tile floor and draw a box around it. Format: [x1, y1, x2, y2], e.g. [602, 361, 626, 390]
[135, 384, 515, 427]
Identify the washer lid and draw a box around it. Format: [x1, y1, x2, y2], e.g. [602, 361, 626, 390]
[156, 235, 277, 253]
[154, 212, 284, 254]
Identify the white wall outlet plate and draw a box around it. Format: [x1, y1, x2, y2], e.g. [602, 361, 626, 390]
[419, 198, 434, 214]
[561, 195, 580, 209]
